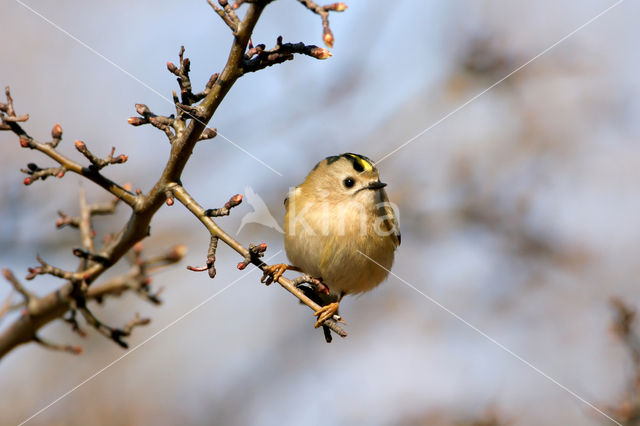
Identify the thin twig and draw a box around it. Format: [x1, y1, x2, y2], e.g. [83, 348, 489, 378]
[170, 183, 347, 337]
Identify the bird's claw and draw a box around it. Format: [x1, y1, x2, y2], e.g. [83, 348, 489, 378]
[292, 275, 330, 295]
[314, 302, 340, 328]
[261, 263, 288, 286]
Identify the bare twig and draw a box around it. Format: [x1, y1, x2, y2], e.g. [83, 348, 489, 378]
[74, 141, 128, 171]
[205, 193, 243, 217]
[34, 335, 83, 355]
[607, 299, 640, 425]
[1, 87, 137, 206]
[187, 236, 220, 278]
[242, 36, 332, 73]
[170, 183, 347, 338]
[208, 0, 240, 33]
[20, 163, 66, 185]
[295, 0, 347, 47]
[0, 0, 348, 359]
[2, 269, 33, 306]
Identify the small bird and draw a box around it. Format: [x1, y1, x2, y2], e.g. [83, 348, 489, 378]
[262, 153, 400, 328]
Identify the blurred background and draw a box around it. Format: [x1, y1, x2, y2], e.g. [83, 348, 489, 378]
[1, 0, 639, 424]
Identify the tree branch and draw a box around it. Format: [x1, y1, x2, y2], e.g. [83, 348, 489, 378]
[169, 183, 347, 338]
[0, 0, 348, 359]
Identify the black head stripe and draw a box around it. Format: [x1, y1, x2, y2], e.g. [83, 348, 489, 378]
[342, 153, 375, 173]
[325, 155, 341, 165]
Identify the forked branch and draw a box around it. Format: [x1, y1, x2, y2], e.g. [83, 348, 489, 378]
[0, 0, 348, 359]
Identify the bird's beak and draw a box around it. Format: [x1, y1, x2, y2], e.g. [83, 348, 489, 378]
[365, 181, 387, 190]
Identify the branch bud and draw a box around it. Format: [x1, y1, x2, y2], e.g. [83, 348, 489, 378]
[133, 242, 144, 254]
[226, 194, 243, 209]
[325, 2, 348, 11]
[23, 177, 32, 185]
[310, 47, 332, 60]
[135, 104, 150, 115]
[74, 140, 86, 150]
[51, 123, 63, 139]
[323, 29, 334, 48]
[200, 127, 217, 140]
[19, 138, 29, 147]
[167, 62, 178, 73]
[167, 244, 188, 262]
[128, 117, 146, 126]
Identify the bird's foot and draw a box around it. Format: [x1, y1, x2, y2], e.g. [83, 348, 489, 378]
[314, 302, 340, 328]
[291, 275, 330, 295]
[261, 264, 300, 286]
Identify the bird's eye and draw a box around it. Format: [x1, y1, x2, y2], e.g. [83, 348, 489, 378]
[343, 177, 355, 188]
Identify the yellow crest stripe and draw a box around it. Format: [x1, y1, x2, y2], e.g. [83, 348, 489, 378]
[346, 153, 373, 172]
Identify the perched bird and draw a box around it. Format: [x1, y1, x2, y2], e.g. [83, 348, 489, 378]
[262, 153, 400, 327]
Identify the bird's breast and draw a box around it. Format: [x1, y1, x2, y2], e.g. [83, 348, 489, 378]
[284, 197, 396, 295]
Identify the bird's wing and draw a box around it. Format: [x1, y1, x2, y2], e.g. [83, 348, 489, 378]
[378, 189, 401, 248]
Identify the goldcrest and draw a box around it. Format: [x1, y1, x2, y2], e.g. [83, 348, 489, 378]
[263, 153, 400, 328]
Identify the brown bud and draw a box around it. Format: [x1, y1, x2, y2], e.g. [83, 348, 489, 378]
[122, 183, 133, 191]
[74, 140, 86, 150]
[133, 242, 144, 253]
[167, 62, 178, 73]
[128, 117, 146, 126]
[70, 346, 83, 355]
[135, 103, 150, 115]
[311, 47, 332, 60]
[72, 248, 88, 258]
[19, 138, 29, 147]
[237, 262, 247, 270]
[116, 155, 128, 163]
[256, 243, 267, 252]
[323, 29, 334, 48]
[201, 127, 217, 139]
[228, 193, 243, 207]
[166, 197, 174, 206]
[326, 2, 347, 11]
[57, 170, 65, 178]
[23, 177, 32, 185]
[168, 244, 188, 261]
[51, 123, 63, 139]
